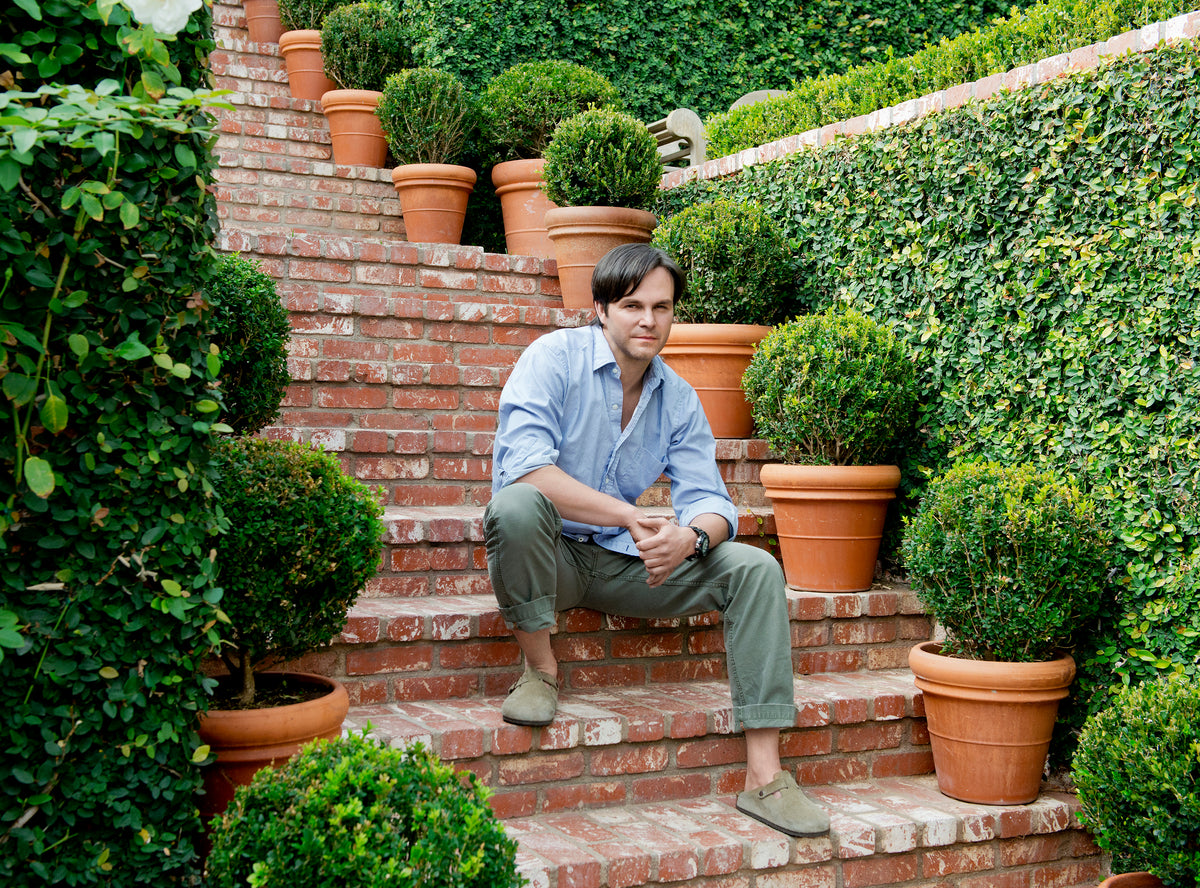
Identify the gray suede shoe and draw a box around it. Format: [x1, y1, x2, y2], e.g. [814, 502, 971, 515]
[500, 667, 559, 726]
[736, 770, 831, 837]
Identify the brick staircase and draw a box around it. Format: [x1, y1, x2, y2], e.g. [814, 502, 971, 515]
[207, 3, 1108, 884]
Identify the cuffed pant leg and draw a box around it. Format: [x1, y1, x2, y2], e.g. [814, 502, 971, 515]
[483, 483, 580, 632]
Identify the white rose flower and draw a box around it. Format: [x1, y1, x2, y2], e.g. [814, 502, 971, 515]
[123, 0, 204, 35]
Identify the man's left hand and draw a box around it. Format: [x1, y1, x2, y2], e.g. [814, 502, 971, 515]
[633, 518, 696, 587]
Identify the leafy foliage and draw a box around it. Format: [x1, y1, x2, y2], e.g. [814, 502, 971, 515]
[706, 0, 1198, 156]
[212, 437, 384, 706]
[207, 255, 291, 436]
[320, 1, 412, 92]
[206, 733, 523, 888]
[542, 109, 662, 210]
[480, 60, 620, 161]
[667, 42, 1200, 721]
[278, 0, 353, 31]
[1074, 671, 1200, 885]
[903, 462, 1110, 662]
[743, 306, 918, 465]
[377, 67, 479, 166]
[0, 0, 225, 882]
[651, 198, 794, 325]
[401, 0, 1027, 122]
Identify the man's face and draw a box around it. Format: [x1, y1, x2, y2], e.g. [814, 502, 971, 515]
[595, 266, 676, 368]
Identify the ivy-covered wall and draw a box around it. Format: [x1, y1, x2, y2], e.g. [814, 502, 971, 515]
[403, 0, 1028, 122]
[1, 1, 226, 883]
[658, 39, 1200, 733]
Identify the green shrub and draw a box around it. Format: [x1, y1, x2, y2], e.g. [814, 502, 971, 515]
[278, 0, 351, 31]
[377, 67, 479, 166]
[207, 255, 292, 436]
[1073, 671, 1200, 885]
[480, 60, 620, 160]
[321, 1, 412, 92]
[542, 109, 662, 210]
[212, 437, 383, 706]
[743, 305, 918, 465]
[902, 462, 1110, 662]
[0, 1, 224, 882]
[706, 0, 1196, 156]
[651, 198, 793, 325]
[206, 733, 523, 888]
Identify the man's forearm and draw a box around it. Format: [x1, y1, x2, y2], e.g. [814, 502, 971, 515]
[516, 465, 643, 531]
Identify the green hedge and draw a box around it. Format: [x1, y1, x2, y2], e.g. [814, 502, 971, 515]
[660, 39, 1200, 742]
[401, 0, 1026, 122]
[706, 0, 1198, 157]
[1, 1, 225, 883]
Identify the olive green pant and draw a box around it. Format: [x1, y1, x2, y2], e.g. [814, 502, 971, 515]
[484, 482, 797, 730]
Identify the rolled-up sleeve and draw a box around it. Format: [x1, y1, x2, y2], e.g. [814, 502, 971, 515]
[493, 340, 565, 491]
[665, 388, 738, 540]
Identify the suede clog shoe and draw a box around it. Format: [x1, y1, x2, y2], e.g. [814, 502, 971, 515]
[735, 770, 830, 837]
[500, 667, 559, 726]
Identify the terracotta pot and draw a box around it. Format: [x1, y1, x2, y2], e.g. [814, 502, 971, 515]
[1098, 875, 1165, 887]
[545, 206, 658, 310]
[492, 158, 557, 258]
[278, 30, 336, 101]
[197, 672, 348, 823]
[661, 323, 771, 438]
[320, 89, 386, 168]
[909, 642, 1075, 805]
[758, 463, 899, 592]
[391, 163, 477, 245]
[242, 0, 283, 43]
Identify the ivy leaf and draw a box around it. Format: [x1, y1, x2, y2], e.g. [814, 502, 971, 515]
[39, 392, 68, 434]
[24, 457, 54, 498]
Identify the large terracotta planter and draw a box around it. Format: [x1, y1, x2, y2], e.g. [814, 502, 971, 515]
[279, 30, 336, 101]
[197, 672, 349, 823]
[758, 463, 899, 592]
[493, 158, 558, 258]
[320, 89, 386, 168]
[242, 0, 283, 43]
[661, 323, 771, 438]
[545, 206, 657, 310]
[1098, 875, 1165, 887]
[391, 163, 477, 245]
[909, 642, 1075, 805]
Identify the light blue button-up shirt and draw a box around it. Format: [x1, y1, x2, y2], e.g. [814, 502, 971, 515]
[492, 324, 738, 556]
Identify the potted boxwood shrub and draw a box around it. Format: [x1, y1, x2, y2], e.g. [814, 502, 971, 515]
[903, 460, 1109, 806]
[377, 67, 479, 245]
[197, 436, 385, 823]
[319, 1, 412, 167]
[278, 0, 349, 100]
[541, 108, 663, 309]
[742, 304, 918, 590]
[481, 60, 620, 258]
[652, 197, 793, 438]
[1073, 671, 1199, 887]
[206, 254, 291, 435]
[206, 733, 523, 887]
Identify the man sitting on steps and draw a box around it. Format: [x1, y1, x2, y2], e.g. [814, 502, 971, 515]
[483, 242, 830, 838]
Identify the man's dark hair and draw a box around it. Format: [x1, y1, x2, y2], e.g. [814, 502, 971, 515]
[591, 243, 685, 309]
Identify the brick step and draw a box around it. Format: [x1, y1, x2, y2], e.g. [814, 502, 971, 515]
[345, 670, 932, 820]
[500, 777, 1102, 888]
[323, 583, 929, 706]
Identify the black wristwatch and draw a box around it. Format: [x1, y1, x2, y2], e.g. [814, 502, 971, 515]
[686, 526, 710, 561]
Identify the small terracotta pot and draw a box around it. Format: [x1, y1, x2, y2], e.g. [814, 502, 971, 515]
[391, 163, 477, 245]
[660, 323, 772, 438]
[492, 158, 557, 258]
[545, 206, 658, 310]
[909, 642, 1075, 805]
[242, 0, 283, 43]
[197, 672, 348, 823]
[320, 89, 386, 168]
[279, 30, 336, 101]
[759, 463, 899, 592]
[1098, 874, 1165, 887]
